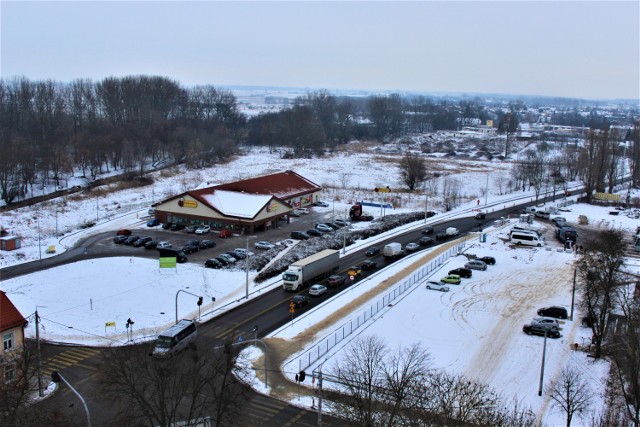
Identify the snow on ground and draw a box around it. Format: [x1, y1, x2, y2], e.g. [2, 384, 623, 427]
[1, 146, 639, 424]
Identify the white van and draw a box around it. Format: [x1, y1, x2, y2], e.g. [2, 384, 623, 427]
[510, 231, 544, 247]
[153, 319, 197, 357]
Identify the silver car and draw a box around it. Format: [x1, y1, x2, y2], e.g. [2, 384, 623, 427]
[217, 253, 236, 264]
[426, 281, 450, 292]
[531, 317, 560, 330]
[464, 260, 487, 271]
[254, 241, 276, 250]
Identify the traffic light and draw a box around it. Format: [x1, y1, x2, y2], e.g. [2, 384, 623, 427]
[299, 370, 306, 382]
[197, 297, 203, 306]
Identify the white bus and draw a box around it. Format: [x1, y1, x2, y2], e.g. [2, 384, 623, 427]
[510, 231, 544, 247]
[153, 319, 197, 357]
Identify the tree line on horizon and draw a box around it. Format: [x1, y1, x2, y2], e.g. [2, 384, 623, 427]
[0, 75, 637, 205]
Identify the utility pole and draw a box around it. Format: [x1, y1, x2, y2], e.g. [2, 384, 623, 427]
[538, 329, 549, 396]
[35, 307, 44, 397]
[317, 365, 323, 427]
[570, 267, 577, 321]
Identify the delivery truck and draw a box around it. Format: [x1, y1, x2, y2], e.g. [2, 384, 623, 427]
[282, 249, 340, 291]
[383, 242, 404, 258]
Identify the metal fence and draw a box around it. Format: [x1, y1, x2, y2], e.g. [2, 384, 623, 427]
[294, 241, 466, 372]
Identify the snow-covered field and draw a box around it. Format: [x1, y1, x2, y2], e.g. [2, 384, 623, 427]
[1, 146, 639, 425]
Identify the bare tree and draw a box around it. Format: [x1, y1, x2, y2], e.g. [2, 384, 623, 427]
[547, 366, 592, 427]
[398, 152, 427, 191]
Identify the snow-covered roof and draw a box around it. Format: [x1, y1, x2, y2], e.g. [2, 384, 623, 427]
[200, 190, 272, 219]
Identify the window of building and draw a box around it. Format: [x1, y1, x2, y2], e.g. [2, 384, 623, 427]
[4, 364, 15, 383]
[3, 332, 14, 352]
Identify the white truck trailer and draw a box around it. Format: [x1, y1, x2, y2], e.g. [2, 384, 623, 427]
[282, 249, 340, 291]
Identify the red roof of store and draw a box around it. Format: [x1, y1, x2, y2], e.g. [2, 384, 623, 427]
[0, 291, 28, 331]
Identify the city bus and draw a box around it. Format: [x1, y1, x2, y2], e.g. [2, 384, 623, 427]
[152, 319, 197, 357]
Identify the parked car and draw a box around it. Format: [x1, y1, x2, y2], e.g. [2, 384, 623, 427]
[291, 295, 309, 308]
[479, 256, 496, 265]
[421, 226, 434, 235]
[289, 209, 302, 217]
[324, 222, 340, 230]
[334, 219, 349, 227]
[314, 201, 329, 207]
[146, 218, 160, 227]
[133, 236, 152, 247]
[116, 229, 132, 236]
[148, 208, 156, 215]
[523, 323, 561, 338]
[365, 246, 380, 256]
[170, 223, 185, 231]
[537, 306, 568, 319]
[361, 260, 377, 270]
[124, 235, 140, 245]
[162, 222, 173, 230]
[326, 275, 345, 287]
[405, 242, 420, 252]
[205, 258, 224, 269]
[225, 251, 245, 260]
[185, 225, 198, 234]
[298, 207, 310, 214]
[144, 240, 158, 249]
[309, 284, 327, 297]
[113, 235, 128, 244]
[419, 236, 434, 246]
[234, 248, 254, 257]
[214, 256, 230, 266]
[157, 241, 172, 249]
[531, 317, 560, 330]
[217, 253, 236, 264]
[291, 231, 310, 240]
[440, 274, 461, 285]
[199, 240, 217, 249]
[474, 212, 486, 219]
[347, 265, 362, 277]
[552, 217, 567, 227]
[254, 241, 276, 250]
[181, 244, 199, 254]
[185, 239, 200, 247]
[219, 229, 233, 238]
[315, 223, 333, 233]
[195, 225, 211, 235]
[426, 281, 450, 292]
[306, 229, 323, 237]
[448, 267, 472, 278]
[464, 260, 487, 271]
[275, 240, 294, 247]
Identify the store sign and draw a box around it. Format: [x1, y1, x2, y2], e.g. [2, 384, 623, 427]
[595, 192, 621, 201]
[266, 203, 279, 212]
[178, 197, 198, 208]
[160, 257, 177, 268]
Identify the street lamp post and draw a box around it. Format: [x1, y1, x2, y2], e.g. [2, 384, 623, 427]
[538, 328, 549, 396]
[245, 236, 255, 300]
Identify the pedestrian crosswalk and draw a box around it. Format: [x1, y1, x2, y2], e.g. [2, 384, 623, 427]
[41, 347, 101, 377]
[237, 394, 316, 426]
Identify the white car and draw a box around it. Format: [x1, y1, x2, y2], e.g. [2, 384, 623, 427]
[531, 317, 560, 330]
[315, 223, 333, 233]
[309, 284, 327, 296]
[157, 241, 172, 249]
[217, 253, 236, 264]
[234, 248, 254, 257]
[314, 201, 329, 207]
[254, 241, 276, 250]
[426, 281, 450, 292]
[276, 239, 295, 247]
[298, 207, 310, 214]
[195, 225, 210, 235]
[405, 242, 420, 252]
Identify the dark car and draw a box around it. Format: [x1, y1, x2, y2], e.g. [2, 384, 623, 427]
[306, 229, 323, 237]
[146, 218, 160, 227]
[537, 306, 568, 319]
[474, 212, 486, 219]
[116, 229, 132, 236]
[326, 275, 345, 287]
[435, 231, 447, 241]
[114, 235, 128, 244]
[205, 258, 224, 269]
[291, 231, 310, 240]
[334, 219, 349, 227]
[419, 236, 434, 246]
[133, 236, 152, 247]
[162, 222, 173, 230]
[448, 267, 472, 278]
[523, 323, 561, 338]
[181, 244, 199, 254]
[185, 225, 198, 234]
[226, 251, 245, 260]
[186, 239, 201, 247]
[365, 246, 380, 256]
[144, 240, 158, 249]
[291, 295, 309, 309]
[214, 256, 230, 266]
[170, 223, 185, 231]
[361, 260, 377, 270]
[421, 226, 434, 235]
[199, 240, 216, 249]
[479, 256, 496, 265]
[324, 223, 340, 230]
[124, 235, 140, 245]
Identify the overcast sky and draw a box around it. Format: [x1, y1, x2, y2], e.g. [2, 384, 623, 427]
[1, 1, 638, 100]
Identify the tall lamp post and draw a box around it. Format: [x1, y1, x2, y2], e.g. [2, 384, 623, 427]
[245, 236, 255, 300]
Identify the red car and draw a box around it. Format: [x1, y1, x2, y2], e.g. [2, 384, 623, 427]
[218, 230, 233, 238]
[116, 229, 132, 236]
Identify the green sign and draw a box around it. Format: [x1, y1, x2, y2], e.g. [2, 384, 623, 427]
[159, 257, 177, 268]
